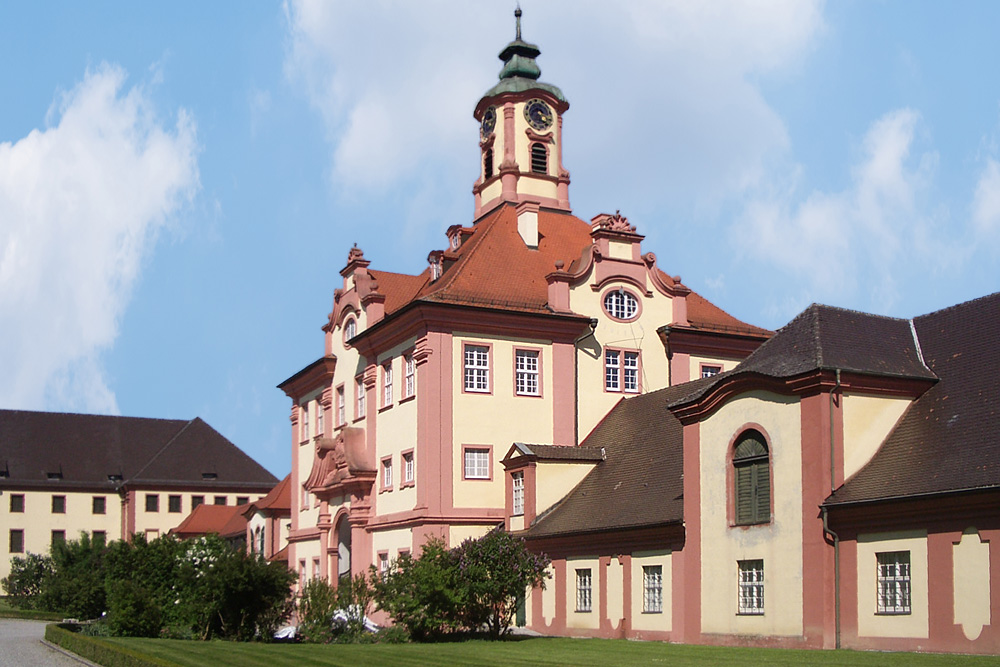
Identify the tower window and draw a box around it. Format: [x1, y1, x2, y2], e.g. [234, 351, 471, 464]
[530, 143, 547, 174]
[484, 148, 494, 179]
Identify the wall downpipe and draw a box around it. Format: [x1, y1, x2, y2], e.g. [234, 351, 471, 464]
[824, 368, 842, 649]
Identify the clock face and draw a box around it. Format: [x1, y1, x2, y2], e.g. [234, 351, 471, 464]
[481, 106, 497, 137]
[524, 99, 553, 131]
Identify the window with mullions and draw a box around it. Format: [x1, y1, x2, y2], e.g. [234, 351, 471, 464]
[603, 289, 639, 320]
[515, 350, 539, 396]
[464, 345, 490, 392]
[738, 559, 764, 615]
[512, 471, 524, 516]
[643, 565, 663, 613]
[734, 430, 770, 525]
[605, 349, 640, 393]
[876, 551, 911, 614]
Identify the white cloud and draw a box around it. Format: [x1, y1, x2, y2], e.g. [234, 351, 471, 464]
[972, 157, 1000, 234]
[733, 108, 951, 312]
[0, 64, 199, 413]
[283, 0, 824, 214]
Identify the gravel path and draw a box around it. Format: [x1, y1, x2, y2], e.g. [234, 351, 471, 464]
[0, 618, 96, 666]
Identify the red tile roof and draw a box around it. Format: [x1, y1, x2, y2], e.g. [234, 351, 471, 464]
[171, 503, 247, 539]
[245, 474, 291, 515]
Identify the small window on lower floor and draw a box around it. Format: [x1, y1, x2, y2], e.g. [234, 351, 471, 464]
[701, 364, 722, 378]
[237, 496, 249, 506]
[92, 531, 106, 545]
[145, 494, 159, 512]
[738, 559, 764, 615]
[191, 495, 204, 509]
[214, 496, 227, 506]
[10, 494, 24, 513]
[9, 529, 24, 553]
[876, 551, 911, 615]
[93, 496, 106, 515]
[643, 565, 663, 613]
[51, 530, 66, 547]
[576, 568, 592, 612]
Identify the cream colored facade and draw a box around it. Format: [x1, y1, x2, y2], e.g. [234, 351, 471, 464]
[856, 531, 929, 639]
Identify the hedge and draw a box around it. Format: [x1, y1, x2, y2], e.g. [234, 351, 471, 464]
[44, 624, 178, 667]
[0, 608, 64, 621]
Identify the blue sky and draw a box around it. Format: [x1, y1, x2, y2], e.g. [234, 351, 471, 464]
[1, 1, 998, 477]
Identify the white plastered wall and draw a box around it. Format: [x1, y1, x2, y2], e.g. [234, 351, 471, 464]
[565, 556, 600, 630]
[631, 550, 672, 632]
[841, 393, 912, 479]
[699, 390, 804, 637]
[953, 527, 991, 641]
[374, 338, 419, 516]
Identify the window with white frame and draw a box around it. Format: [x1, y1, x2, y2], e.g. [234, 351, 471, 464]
[464, 345, 490, 392]
[382, 457, 393, 490]
[738, 559, 764, 615]
[403, 452, 415, 484]
[356, 377, 366, 419]
[404, 353, 415, 398]
[512, 471, 524, 516]
[344, 317, 356, 342]
[876, 551, 911, 614]
[382, 361, 393, 406]
[464, 447, 490, 479]
[643, 565, 663, 613]
[701, 364, 722, 378]
[300, 404, 310, 440]
[336, 386, 345, 427]
[379, 552, 390, 576]
[605, 349, 640, 393]
[317, 400, 326, 435]
[576, 569, 592, 612]
[515, 350, 540, 396]
[603, 289, 639, 320]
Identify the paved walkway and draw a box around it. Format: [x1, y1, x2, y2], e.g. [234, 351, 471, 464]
[0, 618, 96, 666]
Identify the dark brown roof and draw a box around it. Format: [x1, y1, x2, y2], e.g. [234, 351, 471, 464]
[523, 384, 693, 539]
[508, 443, 605, 461]
[0, 410, 277, 491]
[672, 304, 936, 408]
[827, 292, 1000, 505]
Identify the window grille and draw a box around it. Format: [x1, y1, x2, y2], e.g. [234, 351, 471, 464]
[576, 569, 592, 612]
[643, 565, 663, 613]
[603, 290, 639, 320]
[464, 448, 490, 479]
[515, 350, 540, 395]
[464, 345, 490, 392]
[738, 559, 764, 615]
[876, 551, 911, 614]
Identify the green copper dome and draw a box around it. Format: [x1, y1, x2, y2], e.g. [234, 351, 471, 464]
[481, 9, 567, 104]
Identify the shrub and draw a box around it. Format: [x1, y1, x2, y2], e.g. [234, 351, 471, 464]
[374, 538, 465, 641]
[2, 552, 53, 609]
[297, 577, 338, 643]
[40, 533, 107, 619]
[299, 570, 376, 643]
[107, 580, 163, 638]
[453, 527, 550, 639]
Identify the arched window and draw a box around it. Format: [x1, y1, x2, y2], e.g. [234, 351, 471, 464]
[484, 148, 494, 179]
[344, 317, 356, 342]
[530, 142, 547, 174]
[734, 430, 770, 525]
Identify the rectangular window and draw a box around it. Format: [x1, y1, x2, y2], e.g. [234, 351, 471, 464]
[51, 530, 65, 546]
[299, 560, 306, 589]
[379, 552, 390, 577]
[605, 349, 640, 393]
[301, 404, 310, 441]
[464, 344, 490, 393]
[313, 557, 320, 580]
[10, 494, 24, 513]
[317, 400, 325, 435]
[51, 495, 65, 514]
[738, 559, 764, 615]
[605, 350, 620, 391]
[876, 551, 911, 615]
[623, 351, 639, 392]
[237, 496, 249, 506]
[168, 495, 182, 513]
[382, 361, 393, 407]
[643, 565, 663, 613]
[404, 353, 415, 398]
[356, 377, 366, 419]
[512, 471, 524, 516]
[515, 350, 540, 396]
[464, 447, 490, 480]
[382, 457, 393, 490]
[145, 494, 159, 512]
[191, 495, 204, 509]
[336, 386, 345, 426]
[403, 451, 415, 485]
[214, 496, 227, 506]
[9, 529, 24, 554]
[701, 364, 722, 378]
[93, 531, 106, 545]
[576, 569, 592, 612]
[92, 496, 106, 515]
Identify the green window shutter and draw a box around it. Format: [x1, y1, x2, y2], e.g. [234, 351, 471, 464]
[736, 464, 753, 524]
[734, 430, 770, 525]
[754, 461, 770, 523]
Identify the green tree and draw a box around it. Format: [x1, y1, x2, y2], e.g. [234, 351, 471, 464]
[454, 527, 550, 639]
[39, 532, 107, 619]
[1, 552, 54, 609]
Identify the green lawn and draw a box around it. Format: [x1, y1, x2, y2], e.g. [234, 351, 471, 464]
[99, 636, 1000, 667]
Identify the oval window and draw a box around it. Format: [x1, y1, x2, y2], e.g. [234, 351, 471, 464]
[603, 289, 639, 320]
[344, 317, 357, 342]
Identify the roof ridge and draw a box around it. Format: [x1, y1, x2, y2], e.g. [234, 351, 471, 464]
[914, 290, 1000, 321]
[811, 304, 824, 368]
[0, 408, 186, 425]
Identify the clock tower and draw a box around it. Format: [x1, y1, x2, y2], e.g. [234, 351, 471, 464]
[473, 9, 571, 219]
